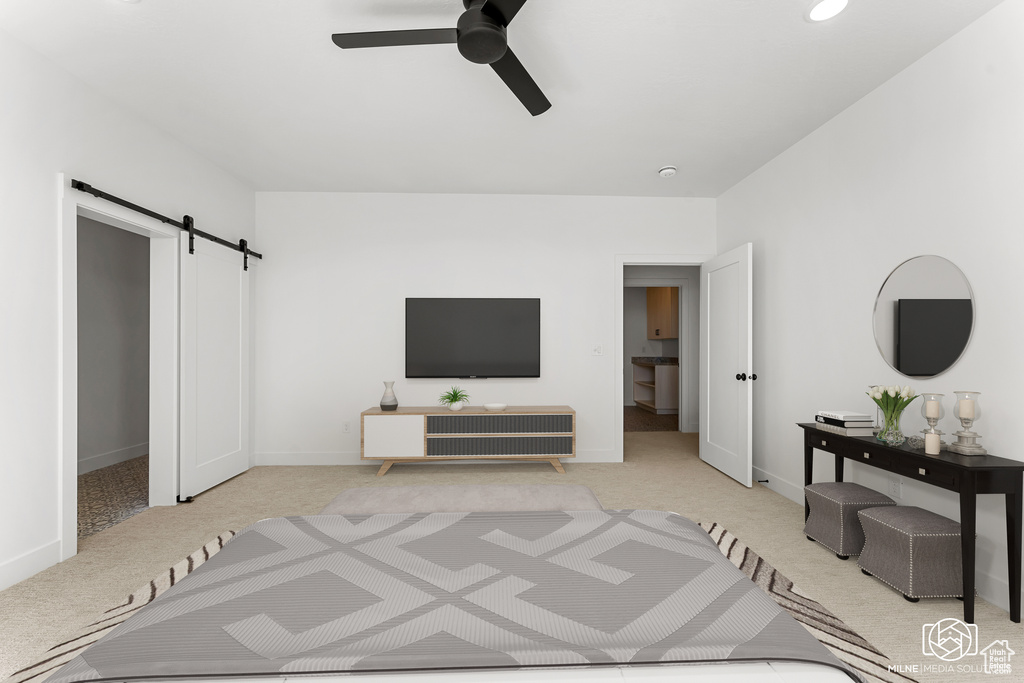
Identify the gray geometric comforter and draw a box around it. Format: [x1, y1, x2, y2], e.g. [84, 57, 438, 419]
[49, 510, 860, 682]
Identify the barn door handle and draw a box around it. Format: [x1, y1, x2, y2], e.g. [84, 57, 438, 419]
[736, 373, 747, 381]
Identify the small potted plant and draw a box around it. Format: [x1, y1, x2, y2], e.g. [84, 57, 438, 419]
[439, 386, 470, 411]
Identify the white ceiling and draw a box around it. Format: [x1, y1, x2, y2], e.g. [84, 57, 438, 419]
[0, 0, 1005, 197]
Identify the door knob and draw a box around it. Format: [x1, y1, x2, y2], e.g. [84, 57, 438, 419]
[751, 373, 758, 381]
[736, 373, 747, 381]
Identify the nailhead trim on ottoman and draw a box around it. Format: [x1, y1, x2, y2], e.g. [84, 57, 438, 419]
[803, 482, 896, 559]
[857, 505, 963, 599]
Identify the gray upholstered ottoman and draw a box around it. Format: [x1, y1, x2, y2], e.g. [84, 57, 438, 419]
[320, 484, 603, 514]
[857, 505, 963, 601]
[803, 482, 896, 559]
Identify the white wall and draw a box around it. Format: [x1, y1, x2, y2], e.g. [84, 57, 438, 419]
[254, 192, 715, 465]
[0, 30, 254, 590]
[77, 217, 149, 473]
[717, 0, 1024, 611]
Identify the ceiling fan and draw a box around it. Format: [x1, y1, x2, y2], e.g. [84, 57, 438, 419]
[332, 0, 551, 116]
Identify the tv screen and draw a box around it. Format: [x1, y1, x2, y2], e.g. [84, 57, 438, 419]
[406, 298, 540, 378]
[896, 298, 972, 376]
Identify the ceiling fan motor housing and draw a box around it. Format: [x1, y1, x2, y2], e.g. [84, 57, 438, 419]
[457, 5, 508, 64]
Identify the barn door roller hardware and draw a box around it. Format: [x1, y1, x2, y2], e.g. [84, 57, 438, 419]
[71, 180, 263, 268]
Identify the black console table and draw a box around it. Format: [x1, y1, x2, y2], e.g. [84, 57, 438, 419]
[799, 423, 1023, 623]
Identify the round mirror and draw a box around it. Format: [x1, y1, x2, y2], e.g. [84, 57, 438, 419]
[872, 256, 974, 378]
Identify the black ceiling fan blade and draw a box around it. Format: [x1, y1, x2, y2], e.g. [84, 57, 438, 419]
[489, 46, 550, 116]
[332, 28, 457, 50]
[482, 0, 527, 26]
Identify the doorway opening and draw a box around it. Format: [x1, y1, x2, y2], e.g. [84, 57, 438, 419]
[613, 255, 710, 464]
[59, 176, 181, 562]
[76, 216, 151, 538]
[622, 265, 700, 435]
[623, 284, 680, 432]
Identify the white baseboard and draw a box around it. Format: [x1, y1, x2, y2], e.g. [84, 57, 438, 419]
[752, 465, 803, 504]
[0, 539, 60, 592]
[78, 442, 149, 474]
[576, 448, 621, 463]
[254, 449, 622, 466]
[255, 451, 357, 466]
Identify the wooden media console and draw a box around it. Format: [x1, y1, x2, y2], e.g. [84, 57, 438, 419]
[361, 405, 576, 476]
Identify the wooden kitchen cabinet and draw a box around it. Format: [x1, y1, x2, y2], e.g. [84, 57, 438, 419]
[646, 287, 678, 339]
[632, 362, 679, 415]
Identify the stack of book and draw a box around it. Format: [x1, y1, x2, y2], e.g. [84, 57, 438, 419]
[815, 410, 876, 436]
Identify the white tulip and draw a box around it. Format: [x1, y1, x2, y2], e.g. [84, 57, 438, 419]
[899, 386, 909, 399]
[907, 387, 916, 398]
[887, 386, 898, 398]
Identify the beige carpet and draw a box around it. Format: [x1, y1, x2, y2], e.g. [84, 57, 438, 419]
[1, 433, 1018, 683]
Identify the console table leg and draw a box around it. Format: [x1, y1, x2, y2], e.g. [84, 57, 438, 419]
[960, 476, 977, 623]
[376, 461, 395, 477]
[804, 444, 813, 521]
[549, 458, 566, 474]
[1006, 477, 1023, 623]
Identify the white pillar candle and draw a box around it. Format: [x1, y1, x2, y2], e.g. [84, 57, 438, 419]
[959, 398, 975, 419]
[925, 400, 940, 419]
[925, 432, 940, 455]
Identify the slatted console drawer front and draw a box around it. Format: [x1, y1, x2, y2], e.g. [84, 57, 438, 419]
[426, 413, 575, 458]
[427, 413, 574, 435]
[427, 436, 574, 457]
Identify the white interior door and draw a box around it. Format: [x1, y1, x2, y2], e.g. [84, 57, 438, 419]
[179, 236, 250, 499]
[699, 243, 752, 487]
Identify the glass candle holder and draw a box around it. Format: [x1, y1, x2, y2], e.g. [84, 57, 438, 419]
[919, 393, 945, 455]
[949, 390, 986, 455]
[920, 393, 945, 426]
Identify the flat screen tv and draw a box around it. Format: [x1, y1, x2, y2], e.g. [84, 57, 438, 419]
[896, 298, 972, 376]
[406, 298, 540, 378]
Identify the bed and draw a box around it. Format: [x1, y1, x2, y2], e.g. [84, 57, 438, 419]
[45, 486, 861, 683]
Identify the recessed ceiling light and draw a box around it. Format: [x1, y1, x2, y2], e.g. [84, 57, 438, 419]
[658, 166, 677, 178]
[807, 0, 848, 22]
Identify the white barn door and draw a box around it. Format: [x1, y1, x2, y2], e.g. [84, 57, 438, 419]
[179, 236, 251, 499]
[699, 243, 753, 487]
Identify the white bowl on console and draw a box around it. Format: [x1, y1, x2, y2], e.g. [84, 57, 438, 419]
[483, 403, 507, 411]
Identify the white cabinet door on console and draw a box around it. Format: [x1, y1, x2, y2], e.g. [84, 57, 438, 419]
[362, 415, 425, 459]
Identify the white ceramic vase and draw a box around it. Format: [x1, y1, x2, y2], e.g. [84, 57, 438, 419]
[380, 381, 398, 411]
[448, 401, 464, 411]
